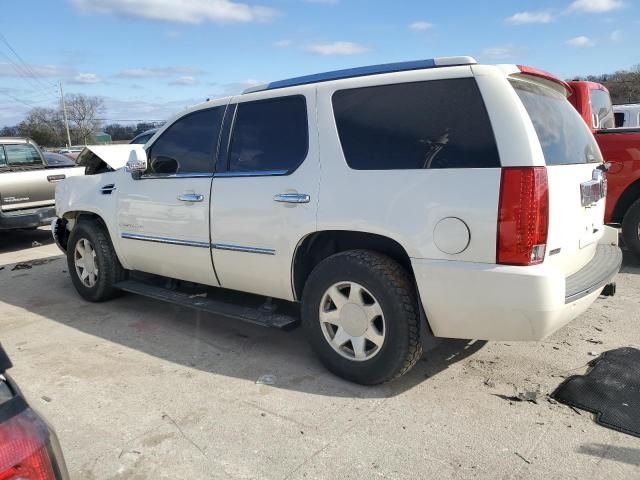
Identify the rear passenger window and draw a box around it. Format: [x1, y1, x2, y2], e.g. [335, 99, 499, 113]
[4, 144, 41, 165]
[148, 106, 224, 174]
[0, 147, 6, 166]
[228, 96, 308, 173]
[332, 78, 500, 170]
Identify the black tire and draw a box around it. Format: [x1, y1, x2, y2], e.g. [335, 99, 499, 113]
[622, 199, 640, 257]
[301, 250, 423, 385]
[67, 220, 127, 302]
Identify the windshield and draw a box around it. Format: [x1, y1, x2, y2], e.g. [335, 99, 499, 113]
[511, 79, 602, 165]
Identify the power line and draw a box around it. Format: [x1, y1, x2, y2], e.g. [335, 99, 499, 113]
[0, 32, 57, 92]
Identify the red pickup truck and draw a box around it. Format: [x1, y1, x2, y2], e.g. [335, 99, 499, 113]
[568, 80, 640, 256]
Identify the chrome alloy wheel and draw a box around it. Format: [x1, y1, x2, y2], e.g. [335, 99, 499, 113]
[74, 238, 99, 288]
[319, 281, 386, 361]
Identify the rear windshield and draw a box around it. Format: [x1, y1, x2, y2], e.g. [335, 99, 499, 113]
[511, 79, 602, 165]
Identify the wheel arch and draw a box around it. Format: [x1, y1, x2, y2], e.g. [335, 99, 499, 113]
[291, 230, 415, 301]
[612, 177, 640, 224]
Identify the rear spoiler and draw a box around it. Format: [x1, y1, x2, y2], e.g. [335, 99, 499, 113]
[516, 65, 572, 96]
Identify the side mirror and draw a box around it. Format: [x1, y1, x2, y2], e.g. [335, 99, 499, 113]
[125, 148, 148, 178]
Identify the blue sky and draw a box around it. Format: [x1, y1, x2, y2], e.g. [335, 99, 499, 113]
[0, 0, 637, 126]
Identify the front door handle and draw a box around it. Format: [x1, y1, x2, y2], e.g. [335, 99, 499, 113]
[274, 193, 310, 204]
[177, 193, 204, 202]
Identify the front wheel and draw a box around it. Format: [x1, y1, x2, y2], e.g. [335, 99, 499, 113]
[622, 199, 640, 257]
[302, 250, 423, 385]
[67, 220, 127, 302]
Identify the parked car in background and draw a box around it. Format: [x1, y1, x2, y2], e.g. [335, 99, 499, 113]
[42, 152, 77, 168]
[129, 128, 158, 145]
[57, 146, 84, 160]
[568, 81, 640, 256]
[0, 137, 83, 230]
[54, 58, 620, 384]
[0, 343, 69, 479]
[614, 103, 640, 128]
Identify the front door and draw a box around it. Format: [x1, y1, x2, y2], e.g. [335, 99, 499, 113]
[116, 103, 227, 286]
[210, 90, 319, 300]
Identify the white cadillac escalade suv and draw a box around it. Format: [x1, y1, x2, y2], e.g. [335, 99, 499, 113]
[54, 57, 622, 384]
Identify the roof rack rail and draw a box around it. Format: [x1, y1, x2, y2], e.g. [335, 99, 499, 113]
[243, 56, 477, 94]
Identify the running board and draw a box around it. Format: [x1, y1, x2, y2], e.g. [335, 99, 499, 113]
[114, 279, 299, 329]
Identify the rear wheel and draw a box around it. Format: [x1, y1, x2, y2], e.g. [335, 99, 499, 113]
[67, 220, 127, 302]
[302, 250, 423, 385]
[622, 199, 640, 257]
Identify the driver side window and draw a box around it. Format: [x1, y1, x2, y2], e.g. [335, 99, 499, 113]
[147, 106, 225, 175]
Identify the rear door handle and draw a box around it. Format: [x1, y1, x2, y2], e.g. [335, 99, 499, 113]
[273, 193, 310, 204]
[177, 193, 204, 202]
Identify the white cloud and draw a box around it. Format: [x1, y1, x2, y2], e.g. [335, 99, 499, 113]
[610, 30, 623, 42]
[506, 11, 555, 24]
[69, 73, 102, 84]
[70, 0, 276, 24]
[480, 45, 519, 59]
[169, 76, 198, 86]
[273, 39, 293, 48]
[305, 41, 369, 56]
[115, 66, 205, 78]
[409, 21, 433, 31]
[566, 35, 596, 47]
[567, 0, 624, 13]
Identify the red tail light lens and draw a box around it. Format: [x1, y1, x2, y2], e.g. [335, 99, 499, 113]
[0, 409, 55, 480]
[497, 167, 549, 266]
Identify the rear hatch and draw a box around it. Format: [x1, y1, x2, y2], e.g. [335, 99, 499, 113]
[511, 76, 606, 276]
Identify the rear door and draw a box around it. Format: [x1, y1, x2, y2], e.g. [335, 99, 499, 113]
[0, 143, 54, 211]
[511, 78, 606, 276]
[210, 90, 319, 300]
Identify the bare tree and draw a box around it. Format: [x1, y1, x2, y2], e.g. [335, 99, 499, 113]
[63, 94, 104, 144]
[18, 107, 65, 146]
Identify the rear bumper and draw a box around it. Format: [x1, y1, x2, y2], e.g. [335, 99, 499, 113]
[412, 232, 622, 341]
[0, 205, 56, 230]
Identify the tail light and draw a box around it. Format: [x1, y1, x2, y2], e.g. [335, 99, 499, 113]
[497, 167, 549, 266]
[0, 409, 56, 480]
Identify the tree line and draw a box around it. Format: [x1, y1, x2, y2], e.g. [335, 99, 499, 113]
[570, 64, 640, 105]
[0, 93, 163, 147]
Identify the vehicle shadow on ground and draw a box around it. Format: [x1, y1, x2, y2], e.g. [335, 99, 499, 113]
[0, 250, 485, 398]
[578, 443, 640, 467]
[0, 228, 54, 255]
[620, 248, 640, 274]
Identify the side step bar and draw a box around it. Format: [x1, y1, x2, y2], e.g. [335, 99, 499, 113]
[114, 279, 299, 329]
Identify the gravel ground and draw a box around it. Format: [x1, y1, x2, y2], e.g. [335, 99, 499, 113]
[0, 227, 639, 480]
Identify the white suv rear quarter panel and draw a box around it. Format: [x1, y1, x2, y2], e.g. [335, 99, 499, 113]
[315, 66, 503, 263]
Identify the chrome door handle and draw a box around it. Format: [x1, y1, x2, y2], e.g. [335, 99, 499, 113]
[273, 193, 310, 204]
[177, 193, 204, 202]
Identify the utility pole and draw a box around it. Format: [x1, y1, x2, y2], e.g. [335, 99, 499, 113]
[59, 82, 72, 148]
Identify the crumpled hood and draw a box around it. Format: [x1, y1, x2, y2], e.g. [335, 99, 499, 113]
[77, 144, 147, 170]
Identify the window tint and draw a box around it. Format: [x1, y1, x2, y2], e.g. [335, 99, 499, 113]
[132, 133, 152, 145]
[148, 106, 224, 174]
[614, 112, 625, 128]
[332, 79, 500, 170]
[590, 89, 615, 129]
[512, 80, 602, 165]
[4, 144, 41, 165]
[228, 96, 308, 173]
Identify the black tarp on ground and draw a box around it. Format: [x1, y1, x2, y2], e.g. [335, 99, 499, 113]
[552, 347, 640, 438]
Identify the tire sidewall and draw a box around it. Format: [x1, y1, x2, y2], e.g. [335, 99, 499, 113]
[67, 222, 113, 301]
[302, 253, 415, 384]
[623, 199, 640, 256]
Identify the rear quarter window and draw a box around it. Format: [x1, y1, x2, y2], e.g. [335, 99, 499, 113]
[332, 78, 501, 170]
[512, 80, 602, 166]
